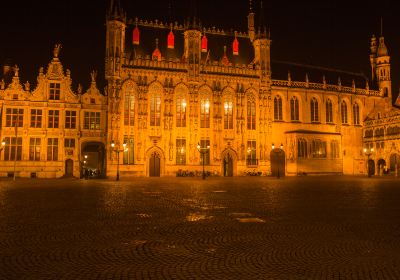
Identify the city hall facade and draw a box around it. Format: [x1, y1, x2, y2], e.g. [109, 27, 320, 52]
[0, 1, 397, 178]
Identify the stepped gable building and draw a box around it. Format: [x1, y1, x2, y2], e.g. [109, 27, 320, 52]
[0, 0, 397, 178]
[0, 45, 107, 178]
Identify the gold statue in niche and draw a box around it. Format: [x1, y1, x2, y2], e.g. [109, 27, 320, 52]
[53, 44, 62, 58]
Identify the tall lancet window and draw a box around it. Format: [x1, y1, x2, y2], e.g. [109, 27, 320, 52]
[310, 97, 319, 123]
[150, 93, 161, 126]
[274, 96, 282, 121]
[176, 96, 187, 127]
[326, 99, 333, 123]
[200, 98, 210, 128]
[247, 97, 256, 130]
[353, 103, 360, 125]
[341, 101, 348, 124]
[290, 96, 299, 121]
[224, 98, 234, 129]
[124, 86, 135, 126]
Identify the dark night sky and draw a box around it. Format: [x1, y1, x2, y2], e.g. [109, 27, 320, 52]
[0, 0, 399, 100]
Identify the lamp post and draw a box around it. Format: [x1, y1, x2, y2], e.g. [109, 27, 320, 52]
[272, 143, 284, 178]
[197, 142, 210, 180]
[364, 147, 374, 177]
[83, 154, 88, 179]
[111, 141, 127, 181]
[0, 139, 5, 158]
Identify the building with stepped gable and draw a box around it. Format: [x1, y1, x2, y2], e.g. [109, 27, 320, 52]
[0, 0, 397, 178]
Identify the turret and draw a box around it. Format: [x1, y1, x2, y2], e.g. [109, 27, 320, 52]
[248, 0, 255, 43]
[375, 35, 392, 99]
[369, 35, 377, 81]
[105, 0, 126, 80]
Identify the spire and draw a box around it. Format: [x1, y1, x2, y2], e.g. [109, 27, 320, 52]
[152, 38, 162, 61]
[133, 18, 140, 45]
[221, 46, 229, 66]
[201, 33, 208, 53]
[248, 0, 255, 42]
[108, 0, 126, 22]
[185, 0, 201, 30]
[377, 36, 388, 57]
[168, 25, 175, 49]
[233, 32, 239, 56]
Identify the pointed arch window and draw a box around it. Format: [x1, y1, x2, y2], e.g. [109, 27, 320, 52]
[297, 138, 307, 158]
[290, 96, 299, 121]
[150, 93, 161, 126]
[274, 96, 283, 121]
[353, 103, 360, 125]
[224, 98, 234, 129]
[200, 98, 210, 128]
[326, 99, 333, 123]
[124, 86, 135, 126]
[247, 98, 256, 130]
[310, 97, 319, 123]
[176, 96, 187, 127]
[341, 101, 348, 124]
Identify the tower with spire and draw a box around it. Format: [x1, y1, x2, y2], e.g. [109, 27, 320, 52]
[370, 21, 392, 101]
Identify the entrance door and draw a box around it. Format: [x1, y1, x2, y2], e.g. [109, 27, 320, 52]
[270, 149, 285, 177]
[368, 159, 375, 176]
[149, 152, 161, 177]
[65, 159, 74, 177]
[223, 154, 233, 177]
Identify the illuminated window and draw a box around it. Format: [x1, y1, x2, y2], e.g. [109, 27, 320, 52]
[326, 99, 333, 123]
[200, 139, 210, 165]
[49, 83, 60, 100]
[64, 138, 75, 148]
[65, 111, 76, 129]
[247, 99, 256, 129]
[353, 103, 360, 125]
[297, 138, 307, 158]
[274, 96, 282, 121]
[224, 99, 233, 129]
[124, 87, 135, 126]
[29, 138, 41, 161]
[331, 140, 339, 159]
[176, 139, 186, 165]
[47, 138, 58, 161]
[341, 101, 348, 124]
[176, 96, 187, 127]
[290, 96, 299, 121]
[310, 97, 319, 123]
[84, 112, 101, 130]
[311, 139, 327, 158]
[48, 110, 59, 128]
[4, 137, 22, 161]
[30, 109, 42, 128]
[246, 140, 257, 166]
[6, 108, 23, 127]
[200, 98, 210, 128]
[150, 93, 161, 126]
[123, 136, 134, 165]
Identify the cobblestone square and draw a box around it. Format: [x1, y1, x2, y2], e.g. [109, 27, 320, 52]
[1, 176, 400, 279]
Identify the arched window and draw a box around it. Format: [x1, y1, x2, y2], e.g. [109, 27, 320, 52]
[176, 96, 186, 127]
[200, 98, 210, 128]
[150, 93, 161, 126]
[341, 101, 348, 124]
[353, 103, 360, 125]
[331, 140, 339, 158]
[124, 86, 135, 126]
[290, 96, 299, 121]
[274, 96, 283, 121]
[310, 97, 319, 123]
[247, 98, 256, 130]
[297, 138, 307, 158]
[383, 87, 388, 97]
[326, 99, 333, 123]
[224, 98, 233, 129]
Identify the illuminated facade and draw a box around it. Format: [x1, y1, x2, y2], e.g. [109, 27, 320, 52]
[0, 1, 396, 178]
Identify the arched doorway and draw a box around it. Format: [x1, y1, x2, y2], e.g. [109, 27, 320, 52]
[149, 152, 161, 177]
[367, 159, 375, 177]
[223, 154, 233, 177]
[390, 154, 399, 173]
[81, 142, 106, 178]
[270, 149, 285, 177]
[65, 159, 74, 177]
[377, 159, 386, 175]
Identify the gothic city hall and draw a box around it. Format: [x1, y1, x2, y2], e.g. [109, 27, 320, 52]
[0, 1, 399, 179]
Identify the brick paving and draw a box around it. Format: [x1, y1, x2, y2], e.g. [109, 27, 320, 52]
[1, 176, 400, 279]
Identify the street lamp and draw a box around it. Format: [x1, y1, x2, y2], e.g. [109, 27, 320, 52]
[83, 154, 88, 179]
[197, 142, 210, 180]
[364, 147, 374, 177]
[111, 140, 128, 181]
[272, 143, 284, 178]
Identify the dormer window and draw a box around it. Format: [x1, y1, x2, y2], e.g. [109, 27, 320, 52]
[13, 94, 18, 100]
[49, 83, 60, 100]
[90, 98, 96, 104]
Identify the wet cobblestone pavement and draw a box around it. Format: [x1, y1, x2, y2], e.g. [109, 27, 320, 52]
[1, 176, 400, 279]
